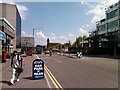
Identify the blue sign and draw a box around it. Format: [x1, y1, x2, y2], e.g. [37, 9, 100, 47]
[0, 31, 6, 40]
[77, 52, 82, 58]
[32, 59, 44, 79]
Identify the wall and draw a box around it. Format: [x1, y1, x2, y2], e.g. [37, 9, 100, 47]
[0, 40, 2, 62]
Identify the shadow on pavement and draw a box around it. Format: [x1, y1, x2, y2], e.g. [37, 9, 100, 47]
[23, 76, 44, 80]
[23, 76, 33, 80]
[0, 80, 11, 86]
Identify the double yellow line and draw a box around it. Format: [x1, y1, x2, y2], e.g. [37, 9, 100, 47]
[36, 55, 64, 90]
[45, 65, 64, 90]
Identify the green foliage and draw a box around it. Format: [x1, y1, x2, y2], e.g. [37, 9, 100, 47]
[6, 53, 11, 59]
[72, 35, 87, 47]
[69, 50, 80, 54]
[21, 45, 27, 54]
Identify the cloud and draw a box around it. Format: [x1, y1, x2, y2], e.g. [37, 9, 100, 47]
[21, 31, 32, 37]
[107, 0, 118, 6]
[79, 28, 89, 37]
[0, 0, 2, 3]
[35, 31, 76, 45]
[86, 3, 106, 24]
[36, 31, 47, 39]
[35, 31, 47, 45]
[50, 33, 56, 37]
[68, 33, 74, 37]
[86, 0, 118, 24]
[49, 33, 75, 44]
[17, 4, 28, 20]
[48, 33, 60, 43]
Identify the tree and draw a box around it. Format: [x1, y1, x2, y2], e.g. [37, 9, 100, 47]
[83, 35, 87, 40]
[105, 32, 118, 56]
[72, 37, 82, 47]
[72, 36, 87, 48]
[90, 32, 100, 48]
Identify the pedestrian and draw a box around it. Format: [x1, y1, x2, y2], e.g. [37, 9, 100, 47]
[49, 50, 52, 56]
[10, 50, 23, 85]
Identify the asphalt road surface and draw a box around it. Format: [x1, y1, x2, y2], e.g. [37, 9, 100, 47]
[38, 53, 118, 89]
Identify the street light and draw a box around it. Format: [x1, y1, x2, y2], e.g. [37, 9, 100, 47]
[33, 27, 43, 47]
[33, 28, 35, 47]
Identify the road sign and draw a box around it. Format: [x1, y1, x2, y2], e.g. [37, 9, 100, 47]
[32, 59, 44, 79]
[77, 52, 83, 58]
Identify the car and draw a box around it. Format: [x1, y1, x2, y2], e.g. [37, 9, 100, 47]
[45, 50, 50, 54]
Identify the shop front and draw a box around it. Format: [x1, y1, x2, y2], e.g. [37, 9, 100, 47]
[0, 31, 6, 62]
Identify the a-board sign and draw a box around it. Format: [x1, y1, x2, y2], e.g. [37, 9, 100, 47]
[32, 59, 44, 79]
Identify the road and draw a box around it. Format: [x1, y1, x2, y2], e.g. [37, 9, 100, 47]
[38, 53, 118, 89]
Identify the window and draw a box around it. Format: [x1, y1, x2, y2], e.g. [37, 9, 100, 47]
[107, 9, 118, 20]
[107, 20, 118, 30]
[98, 24, 106, 32]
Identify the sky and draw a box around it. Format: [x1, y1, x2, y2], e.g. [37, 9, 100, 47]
[1, 0, 119, 46]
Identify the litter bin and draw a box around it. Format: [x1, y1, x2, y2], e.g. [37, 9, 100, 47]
[2, 50, 6, 62]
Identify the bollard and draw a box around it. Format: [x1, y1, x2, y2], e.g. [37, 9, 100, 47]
[2, 50, 6, 62]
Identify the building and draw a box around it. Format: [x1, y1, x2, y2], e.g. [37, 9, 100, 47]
[0, 18, 15, 53]
[21, 37, 34, 55]
[0, 3, 21, 50]
[83, 1, 120, 55]
[35, 45, 46, 54]
[0, 30, 6, 61]
[47, 38, 61, 51]
[80, 2, 120, 55]
[21, 37, 34, 47]
[96, 2, 120, 48]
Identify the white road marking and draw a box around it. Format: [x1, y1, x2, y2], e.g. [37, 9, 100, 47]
[45, 74, 53, 90]
[35, 55, 54, 89]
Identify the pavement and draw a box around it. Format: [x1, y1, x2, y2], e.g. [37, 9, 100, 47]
[57, 53, 78, 59]
[0, 54, 53, 90]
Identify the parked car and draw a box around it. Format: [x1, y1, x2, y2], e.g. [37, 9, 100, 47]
[45, 50, 50, 54]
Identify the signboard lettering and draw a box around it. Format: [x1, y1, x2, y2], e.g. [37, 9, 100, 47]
[32, 59, 44, 79]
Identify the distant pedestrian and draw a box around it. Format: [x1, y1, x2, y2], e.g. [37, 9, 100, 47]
[49, 50, 52, 56]
[10, 50, 23, 85]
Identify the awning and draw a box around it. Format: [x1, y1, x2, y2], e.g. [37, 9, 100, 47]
[0, 31, 6, 40]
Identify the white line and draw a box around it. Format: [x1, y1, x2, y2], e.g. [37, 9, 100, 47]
[45, 74, 53, 90]
[35, 54, 53, 90]
[0, 63, 2, 89]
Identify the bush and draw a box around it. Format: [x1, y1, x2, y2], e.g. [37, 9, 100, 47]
[68, 50, 80, 54]
[7, 53, 11, 59]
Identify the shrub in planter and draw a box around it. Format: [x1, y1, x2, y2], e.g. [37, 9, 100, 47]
[7, 53, 11, 59]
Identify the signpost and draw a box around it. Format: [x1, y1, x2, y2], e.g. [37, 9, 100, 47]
[32, 59, 44, 79]
[77, 52, 83, 58]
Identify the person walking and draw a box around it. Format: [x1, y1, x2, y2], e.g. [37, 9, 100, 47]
[10, 50, 22, 85]
[49, 50, 52, 56]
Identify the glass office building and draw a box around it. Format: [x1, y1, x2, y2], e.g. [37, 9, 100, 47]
[96, 2, 120, 48]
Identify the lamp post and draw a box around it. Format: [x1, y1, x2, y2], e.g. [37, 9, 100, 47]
[33, 27, 43, 49]
[33, 29, 35, 47]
